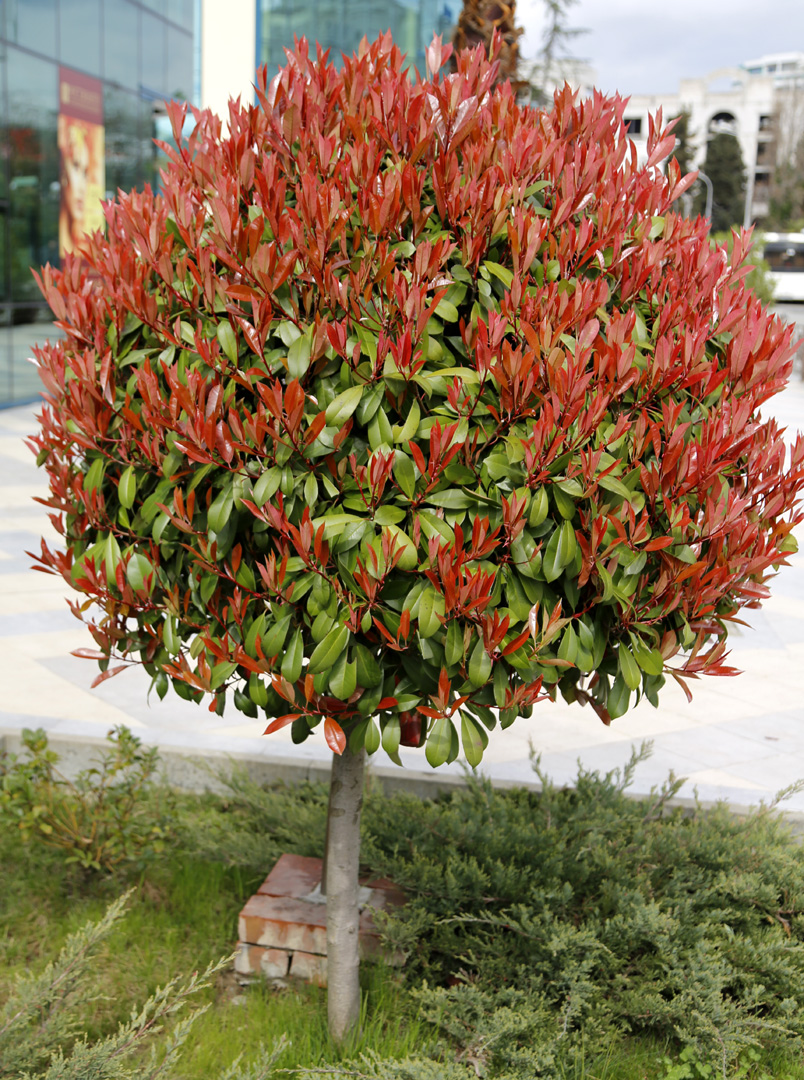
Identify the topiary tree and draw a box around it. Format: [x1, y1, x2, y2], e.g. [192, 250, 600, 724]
[29, 33, 804, 1042]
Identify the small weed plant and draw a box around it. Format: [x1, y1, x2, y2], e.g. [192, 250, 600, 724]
[0, 726, 173, 872]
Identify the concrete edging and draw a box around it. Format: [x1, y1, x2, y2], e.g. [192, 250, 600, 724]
[3, 725, 804, 839]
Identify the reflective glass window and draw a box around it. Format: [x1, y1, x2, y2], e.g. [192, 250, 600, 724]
[7, 49, 59, 303]
[60, 0, 102, 75]
[103, 0, 140, 90]
[167, 25, 193, 101]
[167, 0, 193, 30]
[259, 0, 449, 77]
[104, 86, 141, 197]
[141, 10, 167, 95]
[6, 0, 58, 59]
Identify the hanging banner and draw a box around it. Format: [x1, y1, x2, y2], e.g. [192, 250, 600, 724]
[58, 67, 105, 258]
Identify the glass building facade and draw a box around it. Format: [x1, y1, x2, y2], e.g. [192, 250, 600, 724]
[0, 0, 195, 405]
[257, 0, 455, 80]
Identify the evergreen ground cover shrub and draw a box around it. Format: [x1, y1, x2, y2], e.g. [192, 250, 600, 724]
[0, 726, 173, 873]
[361, 747, 804, 1073]
[5, 745, 804, 1075]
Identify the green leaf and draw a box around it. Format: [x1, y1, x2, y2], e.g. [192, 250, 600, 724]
[542, 520, 576, 583]
[445, 621, 464, 666]
[425, 715, 454, 768]
[434, 299, 459, 322]
[126, 553, 153, 594]
[288, 333, 312, 378]
[493, 662, 508, 707]
[277, 320, 302, 347]
[618, 644, 641, 691]
[599, 475, 633, 502]
[104, 532, 121, 586]
[329, 650, 357, 700]
[303, 473, 318, 507]
[308, 624, 350, 674]
[84, 457, 107, 493]
[374, 505, 406, 526]
[607, 674, 631, 719]
[262, 611, 293, 656]
[417, 588, 443, 638]
[461, 712, 488, 768]
[483, 261, 514, 288]
[208, 487, 234, 534]
[118, 466, 137, 509]
[253, 468, 282, 505]
[217, 321, 238, 363]
[393, 398, 421, 444]
[281, 629, 303, 683]
[628, 633, 664, 676]
[364, 717, 381, 755]
[468, 637, 492, 688]
[355, 644, 382, 688]
[382, 715, 401, 757]
[394, 454, 417, 498]
[325, 384, 364, 427]
[425, 489, 474, 510]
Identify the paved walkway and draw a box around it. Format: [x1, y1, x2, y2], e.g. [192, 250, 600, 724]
[2, 307, 804, 810]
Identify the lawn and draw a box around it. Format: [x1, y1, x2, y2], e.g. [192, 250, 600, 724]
[2, 734, 804, 1079]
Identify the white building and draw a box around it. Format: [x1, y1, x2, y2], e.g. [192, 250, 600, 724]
[620, 52, 804, 226]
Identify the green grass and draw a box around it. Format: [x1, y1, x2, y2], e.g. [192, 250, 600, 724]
[0, 825, 426, 1077]
[4, 760, 804, 1078]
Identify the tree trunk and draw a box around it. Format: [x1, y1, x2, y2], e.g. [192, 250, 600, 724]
[325, 742, 365, 1044]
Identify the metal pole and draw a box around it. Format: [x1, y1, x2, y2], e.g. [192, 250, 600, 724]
[698, 170, 714, 221]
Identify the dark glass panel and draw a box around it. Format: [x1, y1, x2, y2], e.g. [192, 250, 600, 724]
[167, 0, 193, 30]
[103, 0, 140, 90]
[141, 10, 167, 96]
[103, 86, 141, 197]
[259, 0, 448, 77]
[7, 49, 59, 304]
[60, 0, 102, 75]
[138, 96, 161, 191]
[166, 25, 193, 101]
[6, 0, 58, 60]
[140, 0, 166, 16]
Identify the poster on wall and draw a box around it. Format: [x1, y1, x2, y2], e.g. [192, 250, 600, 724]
[58, 68, 105, 259]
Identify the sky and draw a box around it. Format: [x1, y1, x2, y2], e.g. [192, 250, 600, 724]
[516, 0, 804, 97]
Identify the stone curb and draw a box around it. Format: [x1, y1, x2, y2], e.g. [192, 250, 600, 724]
[3, 724, 804, 839]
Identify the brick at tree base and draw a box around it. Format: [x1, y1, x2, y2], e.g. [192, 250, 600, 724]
[236, 853, 404, 987]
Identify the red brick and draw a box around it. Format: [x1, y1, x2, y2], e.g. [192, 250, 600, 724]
[257, 854, 323, 898]
[290, 950, 327, 986]
[234, 943, 291, 979]
[239, 893, 328, 954]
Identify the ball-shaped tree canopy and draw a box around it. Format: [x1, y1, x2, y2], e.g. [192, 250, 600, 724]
[31, 35, 804, 769]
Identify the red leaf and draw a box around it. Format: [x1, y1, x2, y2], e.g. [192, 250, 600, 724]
[72, 648, 109, 660]
[90, 664, 128, 688]
[377, 696, 398, 709]
[264, 712, 303, 734]
[324, 717, 346, 755]
[502, 628, 530, 655]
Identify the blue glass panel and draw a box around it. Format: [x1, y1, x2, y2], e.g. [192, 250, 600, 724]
[104, 0, 140, 90]
[60, 0, 102, 75]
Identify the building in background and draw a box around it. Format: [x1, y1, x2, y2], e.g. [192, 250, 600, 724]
[199, 0, 453, 123]
[620, 53, 804, 229]
[1, 0, 196, 407]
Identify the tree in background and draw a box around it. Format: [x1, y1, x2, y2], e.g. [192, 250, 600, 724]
[668, 110, 696, 180]
[29, 33, 804, 1046]
[450, 0, 523, 86]
[522, 0, 586, 106]
[694, 131, 746, 231]
[769, 130, 804, 231]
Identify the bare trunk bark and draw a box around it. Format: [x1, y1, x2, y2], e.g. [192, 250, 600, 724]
[325, 742, 365, 1044]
